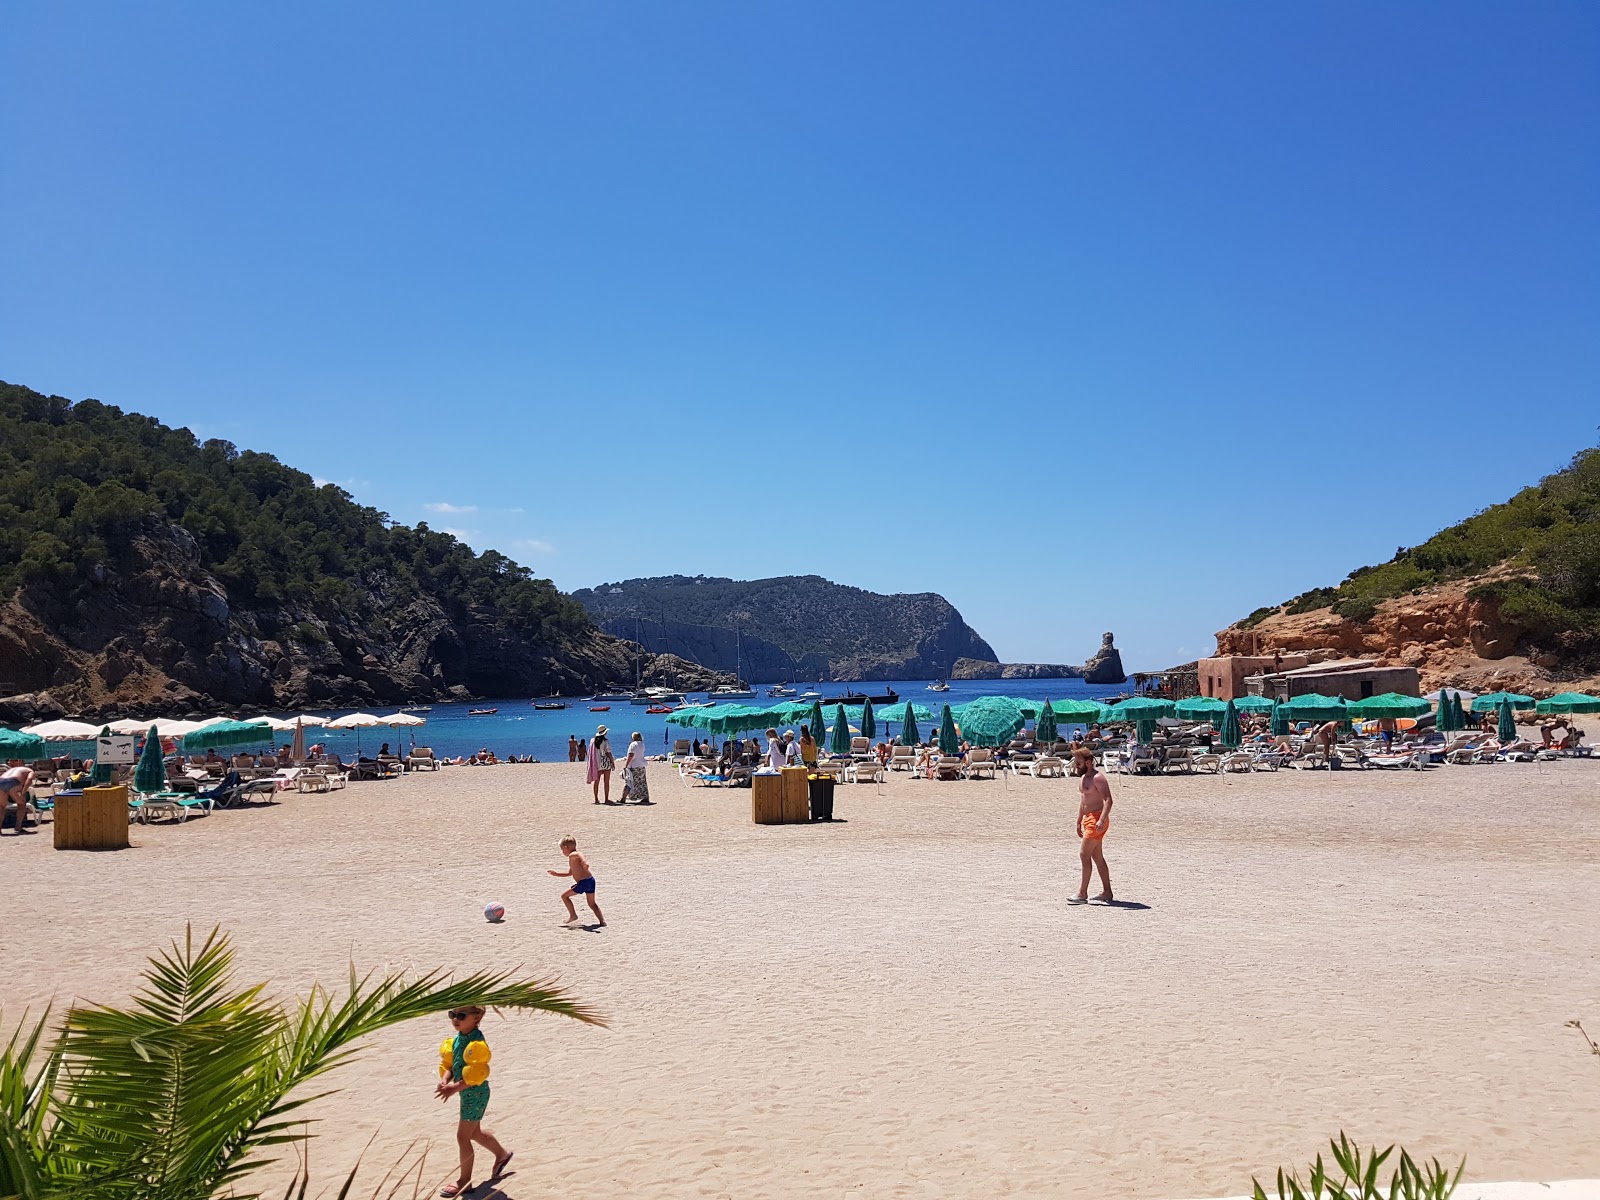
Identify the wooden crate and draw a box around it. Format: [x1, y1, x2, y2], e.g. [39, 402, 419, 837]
[751, 772, 785, 825]
[780, 767, 811, 823]
[54, 785, 130, 851]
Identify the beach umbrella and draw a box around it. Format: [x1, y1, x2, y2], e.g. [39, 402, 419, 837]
[381, 712, 427, 727]
[951, 696, 1029, 747]
[1229, 695, 1276, 714]
[1270, 701, 1289, 736]
[1497, 697, 1516, 744]
[22, 719, 103, 740]
[1471, 690, 1534, 713]
[1347, 693, 1431, 720]
[107, 717, 155, 735]
[1534, 692, 1600, 714]
[902, 704, 922, 747]
[1450, 691, 1468, 730]
[937, 704, 960, 756]
[182, 719, 273, 753]
[1105, 697, 1175, 723]
[1049, 698, 1108, 727]
[1275, 693, 1348, 723]
[292, 718, 307, 763]
[1175, 696, 1229, 723]
[1035, 700, 1059, 746]
[828, 705, 852, 755]
[292, 713, 331, 727]
[133, 725, 167, 795]
[1218, 700, 1241, 749]
[860, 698, 876, 741]
[1434, 690, 1458, 733]
[1425, 687, 1478, 703]
[0, 727, 46, 761]
[808, 700, 826, 742]
[1134, 719, 1157, 745]
[90, 726, 114, 784]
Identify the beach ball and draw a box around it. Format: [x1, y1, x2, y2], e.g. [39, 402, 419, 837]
[484, 901, 505, 923]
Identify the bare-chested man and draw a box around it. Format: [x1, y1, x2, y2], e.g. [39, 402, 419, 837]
[1068, 746, 1112, 904]
[1, 766, 36, 835]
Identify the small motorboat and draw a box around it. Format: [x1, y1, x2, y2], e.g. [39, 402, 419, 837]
[645, 704, 673, 714]
[589, 705, 611, 712]
[468, 708, 498, 716]
[927, 680, 950, 692]
[532, 701, 567, 710]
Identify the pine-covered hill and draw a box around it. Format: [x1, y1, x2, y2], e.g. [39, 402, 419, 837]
[1219, 446, 1600, 689]
[0, 381, 648, 718]
[571, 574, 998, 682]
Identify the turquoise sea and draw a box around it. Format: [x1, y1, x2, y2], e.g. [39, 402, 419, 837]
[297, 677, 1130, 762]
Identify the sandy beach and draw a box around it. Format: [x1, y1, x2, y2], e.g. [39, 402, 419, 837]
[6, 760, 1599, 1199]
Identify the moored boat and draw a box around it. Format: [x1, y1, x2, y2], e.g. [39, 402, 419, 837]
[589, 705, 611, 712]
[468, 708, 498, 716]
[817, 687, 900, 706]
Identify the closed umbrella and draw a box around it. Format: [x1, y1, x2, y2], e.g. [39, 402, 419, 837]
[937, 704, 960, 756]
[133, 725, 167, 795]
[1433, 690, 1456, 733]
[1534, 692, 1600, 714]
[1450, 691, 1467, 730]
[1219, 700, 1241, 749]
[1497, 697, 1517, 744]
[292, 719, 307, 763]
[1270, 701, 1290, 736]
[1134, 719, 1157, 745]
[1035, 700, 1059, 746]
[0, 727, 46, 761]
[860, 698, 876, 741]
[808, 700, 826, 744]
[91, 726, 114, 784]
[902, 704, 922, 747]
[828, 705, 851, 756]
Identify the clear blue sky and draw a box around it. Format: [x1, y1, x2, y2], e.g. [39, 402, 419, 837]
[4, 2, 1596, 671]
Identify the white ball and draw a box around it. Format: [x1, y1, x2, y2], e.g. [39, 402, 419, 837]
[483, 901, 506, 923]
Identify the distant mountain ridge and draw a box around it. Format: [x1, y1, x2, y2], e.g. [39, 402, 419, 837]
[571, 574, 998, 682]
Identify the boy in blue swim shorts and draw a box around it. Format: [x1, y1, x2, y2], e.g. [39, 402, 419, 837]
[549, 835, 606, 926]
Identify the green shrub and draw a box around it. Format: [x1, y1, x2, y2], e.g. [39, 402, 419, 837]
[1285, 587, 1338, 614]
[1236, 606, 1279, 630]
[1331, 596, 1378, 624]
[1254, 1133, 1462, 1200]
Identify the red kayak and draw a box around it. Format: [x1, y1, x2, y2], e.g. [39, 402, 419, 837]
[645, 705, 672, 714]
[589, 705, 610, 712]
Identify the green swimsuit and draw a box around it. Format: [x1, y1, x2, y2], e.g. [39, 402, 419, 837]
[451, 1029, 490, 1122]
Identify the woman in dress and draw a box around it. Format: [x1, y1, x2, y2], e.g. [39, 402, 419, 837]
[587, 725, 615, 804]
[620, 731, 652, 805]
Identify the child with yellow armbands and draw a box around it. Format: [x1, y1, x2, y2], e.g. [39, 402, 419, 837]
[433, 1004, 513, 1196]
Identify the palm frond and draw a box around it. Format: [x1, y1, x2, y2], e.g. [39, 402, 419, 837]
[0, 1009, 60, 1200]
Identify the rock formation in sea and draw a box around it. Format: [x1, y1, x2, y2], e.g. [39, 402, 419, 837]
[949, 658, 1083, 681]
[1079, 632, 1127, 684]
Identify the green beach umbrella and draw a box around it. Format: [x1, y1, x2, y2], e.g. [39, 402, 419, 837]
[1434, 690, 1457, 733]
[1050, 698, 1109, 728]
[860, 698, 876, 741]
[1175, 696, 1228, 723]
[0, 727, 46, 761]
[808, 700, 826, 742]
[1035, 699, 1059, 746]
[880, 701, 928, 745]
[902, 704, 921, 746]
[1276, 693, 1348, 723]
[1471, 690, 1534, 713]
[133, 725, 167, 795]
[950, 696, 1029, 747]
[937, 704, 960, 756]
[1534, 692, 1600, 715]
[1134, 719, 1157, 745]
[1450, 691, 1467, 729]
[1270, 701, 1290, 736]
[1497, 697, 1516, 744]
[1347, 693, 1431, 720]
[1107, 696, 1175, 723]
[1219, 699, 1241, 749]
[181, 718, 272, 753]
[91, 726, 114, 784]
[828, 705, 852, 756]
[1230, 695, 1276, 714]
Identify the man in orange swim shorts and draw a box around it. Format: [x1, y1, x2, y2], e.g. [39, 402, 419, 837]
[1069, 746, 1113, 904]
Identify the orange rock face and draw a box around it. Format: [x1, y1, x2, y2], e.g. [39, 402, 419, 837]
[1216, 573, 1600, 698]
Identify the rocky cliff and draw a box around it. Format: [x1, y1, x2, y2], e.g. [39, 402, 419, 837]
[573, 575, 998, 681]
[950, 658, 1083, 680]
[0, 382, 730, 722]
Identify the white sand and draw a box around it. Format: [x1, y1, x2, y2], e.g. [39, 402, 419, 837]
[7, 760, 1600, 1199]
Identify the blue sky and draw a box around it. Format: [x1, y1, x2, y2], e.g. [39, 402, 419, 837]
[3, 2, 1596, 671]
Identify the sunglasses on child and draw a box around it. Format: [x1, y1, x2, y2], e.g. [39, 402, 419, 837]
[448, 1010, 472, 1020]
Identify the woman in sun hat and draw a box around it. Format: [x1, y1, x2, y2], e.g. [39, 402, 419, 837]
[587, 725, 615, 804]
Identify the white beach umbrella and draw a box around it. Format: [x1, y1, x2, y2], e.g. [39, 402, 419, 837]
[22, 719, 102, 740]
[258, 716, 299, 732]
[292, 713, 330, 727]
[380, 712, 427, 726]
[327, 712, 382, 729]
[107, 717, 154, 735]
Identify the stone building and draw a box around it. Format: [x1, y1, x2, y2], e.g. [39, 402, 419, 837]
[1244, 659, 1421, 702]
[1196, 653, 1310, 699]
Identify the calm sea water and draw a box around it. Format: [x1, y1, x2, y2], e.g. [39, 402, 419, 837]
[296, 677, 1128, 762]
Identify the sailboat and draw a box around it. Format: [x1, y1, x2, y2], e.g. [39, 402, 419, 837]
[927, 679, 950, 692]
[713, 628, 756, 699]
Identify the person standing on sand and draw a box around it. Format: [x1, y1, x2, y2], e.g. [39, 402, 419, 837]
[620, 731, 651, 805]
[1068, 747, 1113, 904]
[568, 735, 579, 762]
[434, 1004, 513, 1197]
[587, 725, 615, 804]
[1, 766, 36, 834]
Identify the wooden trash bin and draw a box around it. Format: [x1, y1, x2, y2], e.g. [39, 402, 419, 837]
[54, 784, 131, 851]
[780, 767, 811, 824]
[751, 772, 785, 825]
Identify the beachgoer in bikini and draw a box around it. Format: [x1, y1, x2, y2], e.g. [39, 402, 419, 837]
[1069, 747, 1113, 904]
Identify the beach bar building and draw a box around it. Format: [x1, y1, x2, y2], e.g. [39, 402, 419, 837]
[1244, 658, 1421, 703]
[1196, 653, 1311, 699]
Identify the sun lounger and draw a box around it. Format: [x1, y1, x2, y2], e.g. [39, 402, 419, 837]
[1160, 748, 1194, 774]
[849, 736, 872, 760]
[888, 745, 918, 772]
[407, 747, 440, 771]
[1015, 755, 1065, 778]
[1218, 751, 1254, 773]
[1191, 752, 1221, 773]
[932, 756, 964, 780]
[965, 749, 998, 779]
[812, 759, 850, 781]
[131, 790, 213, 823]
[847, 761, 884, 783]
